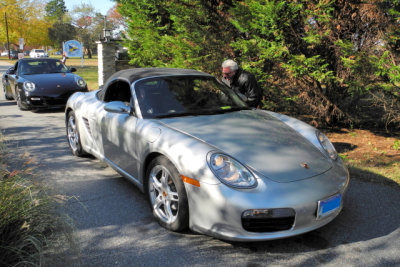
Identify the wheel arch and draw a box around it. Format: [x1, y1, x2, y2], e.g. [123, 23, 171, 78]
[142, 152, 164, 185]
[143, 151, 190, 231]
[65, 107, 73, 123]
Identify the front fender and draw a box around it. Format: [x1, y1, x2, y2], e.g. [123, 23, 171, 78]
[137, 120, 221, 187]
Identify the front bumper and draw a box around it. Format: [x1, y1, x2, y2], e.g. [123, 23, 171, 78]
[21, 89, 88, 109]
[186, 163, 349, 241]
[26, 95, 70, 109]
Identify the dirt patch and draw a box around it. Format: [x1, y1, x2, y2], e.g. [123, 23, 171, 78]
[326, 129, 400, 184]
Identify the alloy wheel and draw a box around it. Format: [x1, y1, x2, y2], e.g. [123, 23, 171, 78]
[148, 165, 180, 224]
[67, 115, 79, 152]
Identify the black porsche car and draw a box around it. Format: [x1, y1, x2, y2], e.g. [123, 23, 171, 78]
[2, 58, 88, 110]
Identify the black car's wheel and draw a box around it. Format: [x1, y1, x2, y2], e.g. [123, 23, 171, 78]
[15, 88, 28, 110]
[145, 156, 189, 231]
[66, 111, 86, 157]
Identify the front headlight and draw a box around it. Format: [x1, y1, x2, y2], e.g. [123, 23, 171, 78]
[23, 81, 35, 91]
[317, 131, 338, 160]
[74, 76, 86, 88]
[208, 153, 257, 188]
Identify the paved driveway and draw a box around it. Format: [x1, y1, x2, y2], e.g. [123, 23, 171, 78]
[0, 61, 399, 266]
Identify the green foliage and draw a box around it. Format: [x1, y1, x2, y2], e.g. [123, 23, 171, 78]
[118, 0, 236, 75]
[48, 22, 76, 49]
[45, 0, 68, 22]
[282, 55, 335, 83]
[119, 0, 400, 130]
[393, 140, 400, 150]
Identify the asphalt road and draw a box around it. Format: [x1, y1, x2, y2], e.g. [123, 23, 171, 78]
[0, 62, 399, 267]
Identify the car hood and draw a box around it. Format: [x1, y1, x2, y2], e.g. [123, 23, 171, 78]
[160, 110, 332, 183]
[23, 73, 80, 95]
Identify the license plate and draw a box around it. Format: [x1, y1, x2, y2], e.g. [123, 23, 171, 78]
[317, 193, 341, 218]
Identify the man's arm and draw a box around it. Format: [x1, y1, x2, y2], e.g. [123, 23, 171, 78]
[241, 73, 261, 107]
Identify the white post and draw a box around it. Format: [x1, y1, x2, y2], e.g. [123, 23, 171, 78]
[97, 40, 116, 88]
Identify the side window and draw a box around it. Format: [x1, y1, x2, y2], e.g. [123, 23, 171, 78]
[103, 81, 132, 104]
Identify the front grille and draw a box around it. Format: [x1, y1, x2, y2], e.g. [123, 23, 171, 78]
[42, 96, 68, 106]
[29, 99, 44, 105]
[241, 208, 295, 232]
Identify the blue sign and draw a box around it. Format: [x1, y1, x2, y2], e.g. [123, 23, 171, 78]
[64, 40, 83, 58]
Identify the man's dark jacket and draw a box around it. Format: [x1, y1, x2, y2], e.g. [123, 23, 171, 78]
[222, 68, 261, 108]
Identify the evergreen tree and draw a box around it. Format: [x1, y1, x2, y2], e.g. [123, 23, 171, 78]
[117, 0, 400, 129]
[48, 22, 76, 50]
[117, 0, 237, 74]
[46, 0, 75, 49]
[45, 0, 68, 22]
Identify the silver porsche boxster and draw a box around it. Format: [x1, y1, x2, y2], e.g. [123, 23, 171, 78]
[65, 68, 349, 241]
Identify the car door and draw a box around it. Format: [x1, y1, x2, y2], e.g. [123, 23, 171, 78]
[99, 80, 140, 178]
[7, 62, 19, 98]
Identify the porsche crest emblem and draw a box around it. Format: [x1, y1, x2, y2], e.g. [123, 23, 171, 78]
[301, 162, 309, 169]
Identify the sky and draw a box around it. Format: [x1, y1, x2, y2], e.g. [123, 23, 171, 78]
[64, 0, 115, 15]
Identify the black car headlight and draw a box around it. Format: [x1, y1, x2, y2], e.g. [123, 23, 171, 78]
[317, 131, 338, 160]
[74, 76, 86, 88]
[208, 153, 257, 188]
[23, 81, 35, 92]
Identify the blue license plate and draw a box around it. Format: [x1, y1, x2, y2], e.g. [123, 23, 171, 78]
[318, 193, 341, 218]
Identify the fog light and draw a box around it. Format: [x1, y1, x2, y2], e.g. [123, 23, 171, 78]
[243, 209, 272, 218]
[30, 97, 41, 101]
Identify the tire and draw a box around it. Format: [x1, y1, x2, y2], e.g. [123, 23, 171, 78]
[145, 156, 189, 231]
[66, 111, 86, 157]
[15, 88, 28, 110]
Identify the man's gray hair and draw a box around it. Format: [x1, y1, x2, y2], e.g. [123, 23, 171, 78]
[222, 59, 239, 71]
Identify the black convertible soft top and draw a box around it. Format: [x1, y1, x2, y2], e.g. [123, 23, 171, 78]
[105, 68, 212, 86]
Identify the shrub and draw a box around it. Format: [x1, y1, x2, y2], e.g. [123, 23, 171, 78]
[119, 0, 400, 130]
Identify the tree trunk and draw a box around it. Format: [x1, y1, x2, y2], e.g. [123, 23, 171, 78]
[87, 48, 92, 59]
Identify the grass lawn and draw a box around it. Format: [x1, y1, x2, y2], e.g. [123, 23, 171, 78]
[55, 56, 99, 90]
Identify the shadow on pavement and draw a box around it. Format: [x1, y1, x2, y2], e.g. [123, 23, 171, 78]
[62, 155, 399, 266]
[0, 101, 16, 107]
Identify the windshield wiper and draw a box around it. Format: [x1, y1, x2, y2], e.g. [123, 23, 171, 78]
[155, 111, 200, 119]
[211, 106, 251, 114]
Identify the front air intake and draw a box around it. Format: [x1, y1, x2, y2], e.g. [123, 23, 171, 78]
[241, 208, 295, 232]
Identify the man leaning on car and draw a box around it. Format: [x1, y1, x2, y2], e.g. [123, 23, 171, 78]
[221, 59, 262, 108]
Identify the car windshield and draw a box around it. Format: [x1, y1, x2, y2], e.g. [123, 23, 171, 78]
[35, 50, 45, 53]
[135, 76, 249, 119]
[19, 60, 70, 75]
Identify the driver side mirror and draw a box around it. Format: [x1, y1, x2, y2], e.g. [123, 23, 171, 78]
[104, 101, 134, 115]
[70, 67, 77, 73]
